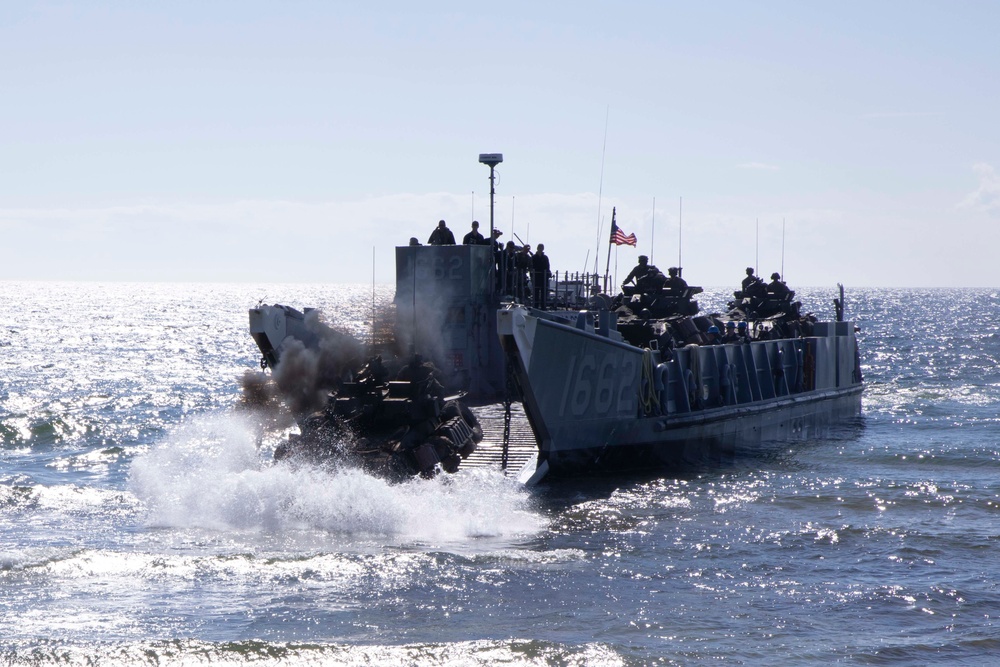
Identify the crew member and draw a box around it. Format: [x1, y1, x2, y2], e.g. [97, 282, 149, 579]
[742, 267, 767, 300]
[768, 272, 790, 297]
[531, 243, 552, 308]
[502, 241, 518, 296]
[622, 256, 653, 289]
[721, 321, 740, 343]
[463, 220, 486, 245]
[515, 244, 533, 302]
[427, 220, 456, 245]
[396, 354, 445, 399]
[737, 320, 750, 342]
[491, 229, 505, 292]
[664, 267, 688, 291]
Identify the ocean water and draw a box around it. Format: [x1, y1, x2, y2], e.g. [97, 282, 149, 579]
[2, 281, 1000, 666]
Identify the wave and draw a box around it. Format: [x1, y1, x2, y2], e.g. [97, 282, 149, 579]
[0, 638, 628, 666]
[128, 412, 546, 545]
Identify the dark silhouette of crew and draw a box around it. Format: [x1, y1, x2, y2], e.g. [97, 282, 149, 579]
[623, 255, 666, 293]
[491, 229, 505, 292]
[767, 272, 790, 297]
[428, 220, 456, 245]
[721, 321, 740, 343]
[514, 244, 533, 302]
[664, 267, 688, 292]
[463, 220, 486, 245]
[531, 243, 552, 308]
[502, 241, 518, 296]
[737, 320, 750, 341]
[395, 354, 445, 399]
[741, 267, 763, 293]
[623, 255, 651, 288]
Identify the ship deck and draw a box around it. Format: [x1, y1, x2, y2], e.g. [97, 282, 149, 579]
[465, 402, 538, 476]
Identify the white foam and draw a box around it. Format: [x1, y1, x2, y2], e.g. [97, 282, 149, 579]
[128, 412, 546, 544]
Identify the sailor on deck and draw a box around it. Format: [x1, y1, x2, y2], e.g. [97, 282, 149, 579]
[502, 241, 518, 295]
[428, 220, 456, 245]
[721, 321, 740, 343]
[515, 244, 533, 302]
[532, 243, 552, 308]
[463, 220, 486, 245]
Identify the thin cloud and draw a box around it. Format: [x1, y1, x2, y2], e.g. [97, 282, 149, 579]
[737, 162, 780, 171]
[862, 111, 944, 119]
[959, 163, 1000, 214]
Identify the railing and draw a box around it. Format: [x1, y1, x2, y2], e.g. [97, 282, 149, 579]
[496, 269, 604, 310]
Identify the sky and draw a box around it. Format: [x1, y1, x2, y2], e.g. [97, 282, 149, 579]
[1, 1, 998, 287]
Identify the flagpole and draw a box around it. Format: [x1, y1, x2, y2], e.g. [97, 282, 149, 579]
[604, 207, 616, 294]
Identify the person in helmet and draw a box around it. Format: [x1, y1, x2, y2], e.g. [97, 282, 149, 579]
[665, 266, 688, 291]
[622, 255, 653, 288]
[741, 266, 765, 298]
[721, 320, 740, 343]
[706, 325, 722, 345]
[736, 320, 750, 342]
[768, 272, 790, 297]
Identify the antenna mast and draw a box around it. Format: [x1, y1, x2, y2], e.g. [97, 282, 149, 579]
[781, 218, 786, 279]
[755, 217, 759, 273]
[677, 196, 683, 274]
[594, 106, 610, 274]
[478, 152, 503, 299]
[650, 196, 656, 264]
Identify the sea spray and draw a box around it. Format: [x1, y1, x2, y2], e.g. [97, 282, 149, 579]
[128, 411, 545, 542]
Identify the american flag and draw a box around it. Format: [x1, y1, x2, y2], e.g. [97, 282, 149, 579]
[610, 220, 637, 246]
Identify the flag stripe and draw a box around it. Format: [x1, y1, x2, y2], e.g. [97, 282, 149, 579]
[611, 229, 637, 246]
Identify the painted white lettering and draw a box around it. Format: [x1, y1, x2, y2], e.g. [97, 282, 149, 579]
[569, 354, 596, 417]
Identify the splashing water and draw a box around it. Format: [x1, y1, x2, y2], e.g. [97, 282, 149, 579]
[128, 412, 546, 544]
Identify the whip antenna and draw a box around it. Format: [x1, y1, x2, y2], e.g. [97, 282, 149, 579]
[650, 196, 656, 264]
[781, 218, 786, 280]
[755, 217, 759, 273]
[593, 106, 610, 281]
[677, 197, 683, 274]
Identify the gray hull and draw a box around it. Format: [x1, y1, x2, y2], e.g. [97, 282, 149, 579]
[498, 305, 863, 477]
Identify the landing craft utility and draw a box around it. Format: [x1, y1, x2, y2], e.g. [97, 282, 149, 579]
[248, 153, 863, 484]
[498, 279, 862, 481]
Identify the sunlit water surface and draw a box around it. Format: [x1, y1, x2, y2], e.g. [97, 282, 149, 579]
[2, 282, 1000, 665]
